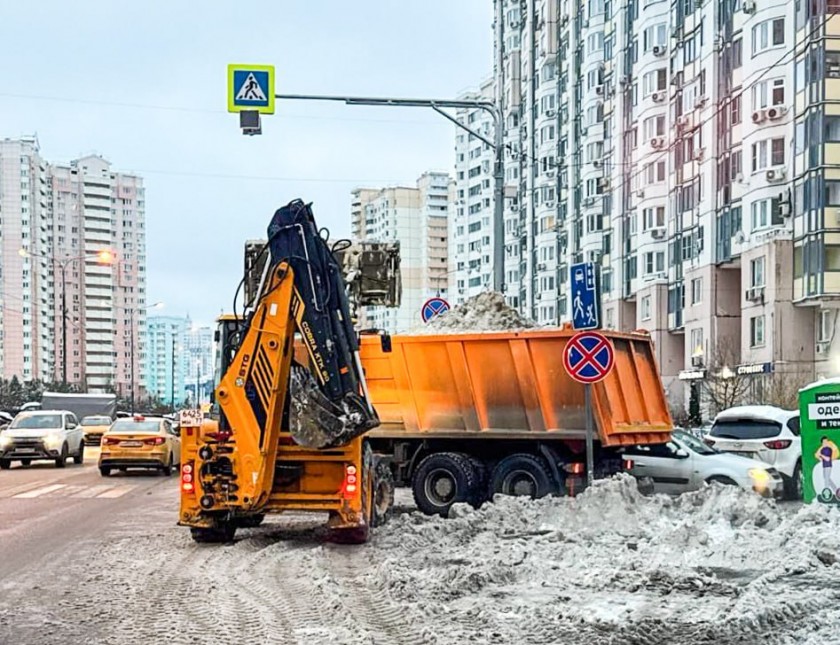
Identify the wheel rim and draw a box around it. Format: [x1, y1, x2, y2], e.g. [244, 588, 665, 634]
[503, 471, 538, 497]
[425, 468, 457, 507]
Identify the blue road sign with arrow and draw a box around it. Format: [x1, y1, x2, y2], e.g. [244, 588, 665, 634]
[570, 261, 601, 330]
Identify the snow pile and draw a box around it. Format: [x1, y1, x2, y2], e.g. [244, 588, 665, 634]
[415, 291, 538, 334]
[368, 476, 840, 644]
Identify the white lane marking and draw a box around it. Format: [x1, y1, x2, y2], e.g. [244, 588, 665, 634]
[72, 485, 115, 499]
[96, 485, 136, 499]
[50, 485, 87, 497]
[0, 481, 64, 498]
[14, 484, 66, 499]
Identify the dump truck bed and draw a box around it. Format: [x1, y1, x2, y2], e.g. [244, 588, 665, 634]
[358, 328, 672, 447]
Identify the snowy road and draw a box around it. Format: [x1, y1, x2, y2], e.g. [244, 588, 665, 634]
[0, 464, 838, 645]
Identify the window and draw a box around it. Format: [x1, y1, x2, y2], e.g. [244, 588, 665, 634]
[752, 18, 785, 55]
[826, 245, 840, 271]
[644, 251, 665, 274]
[691, 278, 702, 305]
[750, 197, 783, 230]
[641, 296, 651, 321]
[751, 137, 785, 171]
[642, 69, 667, 96]
[819, 310, 834, 343]
[752, 78, 785, 110]
[690, 327, 704, 355]
[750, 256, 766, 287]
[643, 24, 667, 51]
[645, 161, 666, 183]
[750, 315, 766, 347]
[643, 115, 665, 139]
[642, 206, 665, 230]
[731, 95, 741, 125]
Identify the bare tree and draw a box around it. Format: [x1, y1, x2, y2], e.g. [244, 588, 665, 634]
[700, 339, 753, 416]
[759, 371, 810, 411]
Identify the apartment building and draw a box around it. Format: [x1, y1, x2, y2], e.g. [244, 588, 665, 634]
[0, 137, 52, 382]
[145, 315, 187, 406]
[49, 155, 147, 398]
[351, 171, 450, 332]
[450, 1, 835, 411]
[183, 319, 214, 405]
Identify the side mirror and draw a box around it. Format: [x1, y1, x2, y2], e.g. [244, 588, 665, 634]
[675, 448, 689, 459]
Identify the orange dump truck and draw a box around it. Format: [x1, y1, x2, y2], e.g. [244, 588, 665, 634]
[356, 327, 673, 515]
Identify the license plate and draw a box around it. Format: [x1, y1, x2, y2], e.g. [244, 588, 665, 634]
[728, 450, 754, 458]
[15, 449, 36, 454]
[120, 441, 143, 447]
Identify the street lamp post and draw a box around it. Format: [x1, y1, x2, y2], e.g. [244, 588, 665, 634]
[19, 248, 113, 386]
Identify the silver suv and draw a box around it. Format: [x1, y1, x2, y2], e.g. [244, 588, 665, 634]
[0, 410, 85, 469]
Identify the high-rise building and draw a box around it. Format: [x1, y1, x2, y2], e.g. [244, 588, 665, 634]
[450, 1, 831, 411]
[145, 315, 187, 407]
[183, 318, 214, 405]
[351, 171, 450, 332]
[0, 137, 52, 382]
[49, 155, 147, 397]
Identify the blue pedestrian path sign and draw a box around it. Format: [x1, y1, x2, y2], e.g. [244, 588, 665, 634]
[570, 261, 601, 330]
[228, 64, 275, 114]
[421, 297, 450, 323]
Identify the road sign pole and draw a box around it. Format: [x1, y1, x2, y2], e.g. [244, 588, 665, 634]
[585, 384, 595, 488]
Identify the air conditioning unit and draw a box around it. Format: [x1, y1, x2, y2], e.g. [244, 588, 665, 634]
[597, 178, 610, 190]
[735, 172, 744, 183]
[538, 263, 547, 271]
[546, 169, 556, 178]
[694, 147, 705, 161]
[651, 227, 666, 239]
[636, 189, 645, 198]
[742, 0, 756, 13]
[651, 136, 665, 150]
[695, 96, 708, 108]
[766, 105, 788, 120]
[746, 286, 765, 302]
[652, 45, 666, 57]
[593, 160, 602, 168]
[595, 85, 604, 96]
[672, 27, 683, 40]
[546, 201, 556, 209]
[583, 197, 595, 206]
[671, 71, 683, 87]
[652, 91, 666, 103]
[752, 109, 767, 124]
[817, 341, 830, 356]
[619, 76, 629, 86]
[561, 15, 569, 26]
[546, 109, 556, 117]
[766, 168, 786, 182]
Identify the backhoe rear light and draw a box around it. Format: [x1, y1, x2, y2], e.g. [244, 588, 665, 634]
[763, 439, 792, 450]
[342, 464, 359, 499]
[143, 437, 165, 446]
[206, 431, 231, 443]
[181, 461, 195, 493]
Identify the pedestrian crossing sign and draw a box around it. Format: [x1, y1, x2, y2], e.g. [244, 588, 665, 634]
[227, 64, 275, 114]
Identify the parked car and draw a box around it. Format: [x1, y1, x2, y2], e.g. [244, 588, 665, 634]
[0, 410, 85, 469]
[704, 405, 801, 499]
[0, 411, 13, 431]
[99, 415, 181, 476]
[79, 415, 113, 445]
[623, 430, 784, 497]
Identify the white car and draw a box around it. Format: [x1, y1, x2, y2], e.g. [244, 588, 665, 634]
[705, 406, 801, 499]
[623, 430, 785, 497]
[0, 410, 85, 469]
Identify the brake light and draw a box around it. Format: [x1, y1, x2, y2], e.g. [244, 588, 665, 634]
[143, 436, 165, 446]
[622, 458, 635, 470]
[763, 439, 792, 450]
[133, 415, 145, 422]
[102, 436, 120, 446]
[342, 464, 359, 499]
[181, 461, 195, 493]
[206, 431, 231, 443]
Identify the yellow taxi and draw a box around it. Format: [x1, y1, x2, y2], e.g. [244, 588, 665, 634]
[99, 415, 181, 476]
[80, 415, 113, 445]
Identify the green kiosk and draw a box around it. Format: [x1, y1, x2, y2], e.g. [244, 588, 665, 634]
[800, 378, 840, 504]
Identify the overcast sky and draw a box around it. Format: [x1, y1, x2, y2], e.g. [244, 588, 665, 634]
[0, 1, 493, 325]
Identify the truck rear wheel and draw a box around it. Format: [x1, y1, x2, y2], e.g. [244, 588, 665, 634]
[490, 453, 555, 499]
[371, 460, 395, 527]
[412, 452, 480, 517]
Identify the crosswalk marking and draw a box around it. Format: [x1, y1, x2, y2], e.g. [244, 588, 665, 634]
[72, 484, 116, 499]
[14, 484, 66, 499]
[96, 485, 136, 499]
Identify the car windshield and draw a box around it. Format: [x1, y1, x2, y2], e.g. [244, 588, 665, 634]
[710, 419, 781, 440]
[674, 431, 716, 455]
[108, 420, 161, 434]
[10, 413, 63, 429]
[81, 416, 111, 426]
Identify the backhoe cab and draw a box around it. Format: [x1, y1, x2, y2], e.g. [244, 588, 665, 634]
[178, 200, 394, 543]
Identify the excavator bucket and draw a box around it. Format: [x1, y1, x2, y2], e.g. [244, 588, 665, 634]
[266, 200, 379, 448]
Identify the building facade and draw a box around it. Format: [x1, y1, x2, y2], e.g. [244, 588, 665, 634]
[449, 0, 838, 412]
[182, 319, 214, 406]
[0, 137, 52, 382]
[351, 171, 450, 332]
[49, 155, 147, 398]
[145, 315, 187, 407]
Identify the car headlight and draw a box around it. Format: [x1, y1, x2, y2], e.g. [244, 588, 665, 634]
[43, 433, 63, 448]
[748, 468, 771, 486]
[0, 434, 12, 448]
